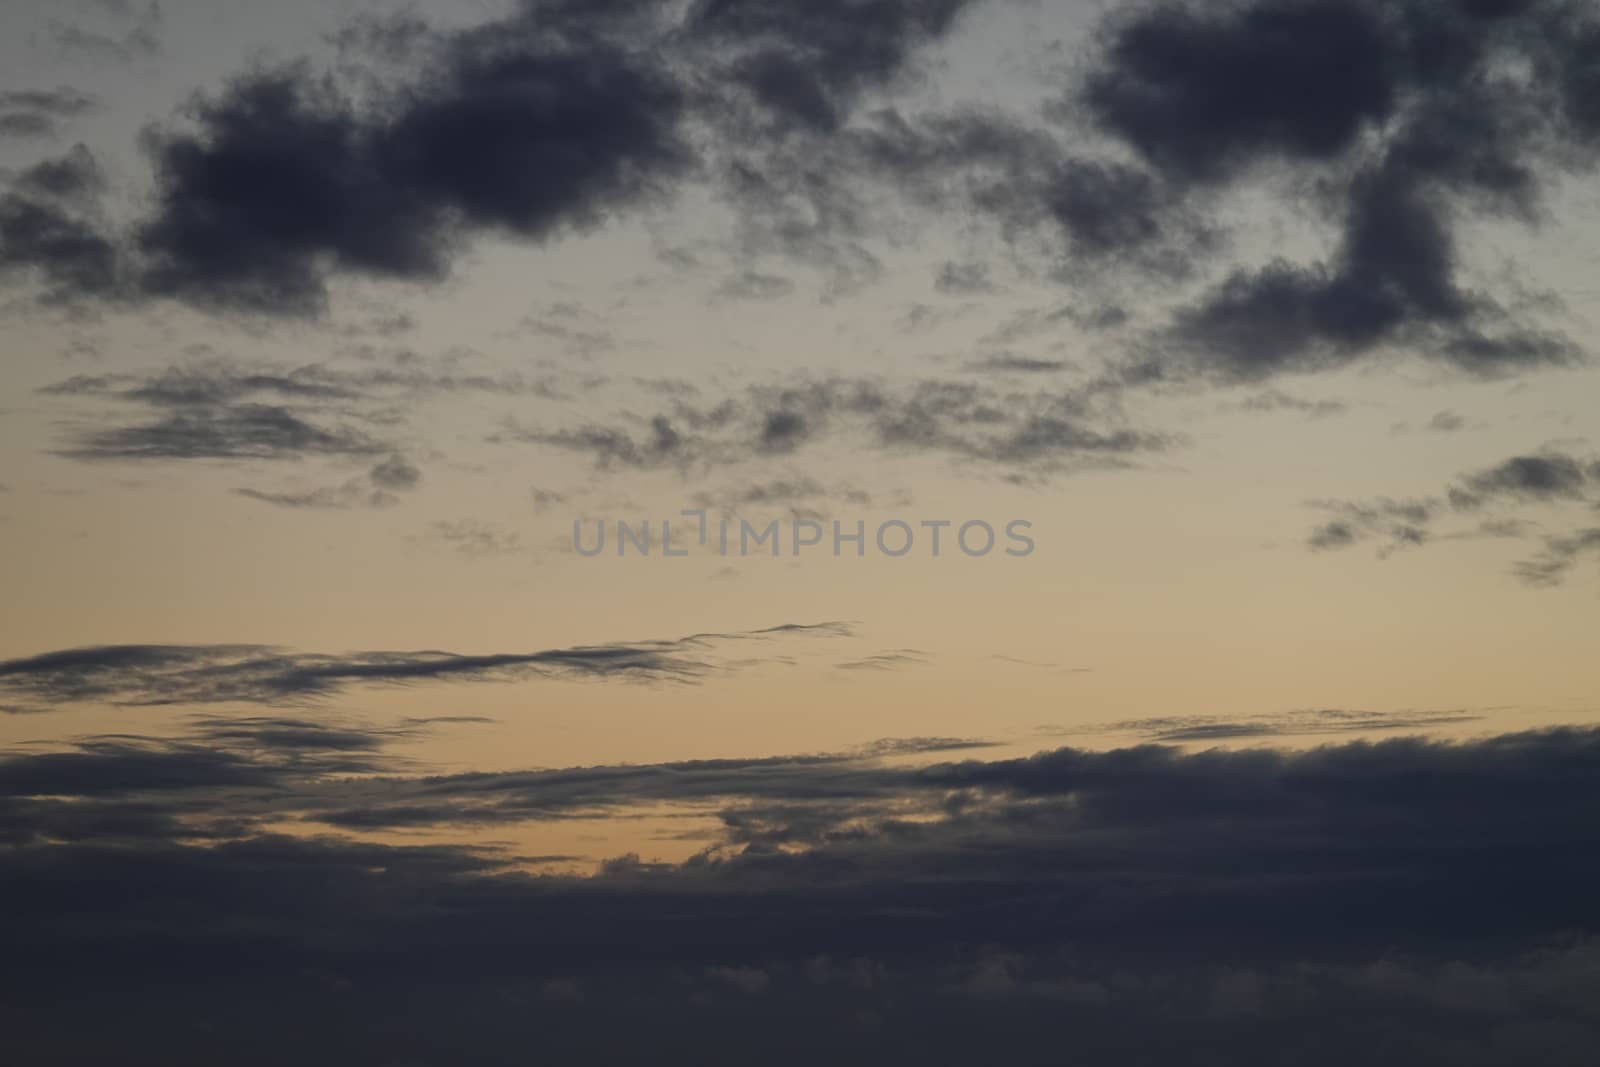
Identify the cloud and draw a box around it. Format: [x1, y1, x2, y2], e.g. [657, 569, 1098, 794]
[40, 360, 572, 465]
[425, 519, 528, 558]
[5, 0, 985, 315]
[835, 650, 928, 672]
[934, 261, 995, 294]
[838, 108, 1217, 279]
[1392, 409, 1474, 434]
[134, 1, 690, 314]
[0, 622, 854, 711]
[1457, 453, 1593, 506]
[1307, 447, 1600, 583]
[1081, 0, 1396, 184]
[3, 0, 1594, 400]
[63, 403, 387, 462]
[1512, 528, 1600, 587]
[965, 355, 1071, 375]
[1230, 388, 1347, 419]
[0, 88, 97, 139]
[4, 726, 1600, 1062]
[1103, 707, 1485, 742]
[0, 146, 119, 301]
[49, 1, 163, 62]
[502, 374, 1168, 479]
[366, 454, 421, 491]
[1100, 0, 1600, 380]
[691, 0, 978, 135]
[713, 270, 797, 302]
[236, 452, 423, 510]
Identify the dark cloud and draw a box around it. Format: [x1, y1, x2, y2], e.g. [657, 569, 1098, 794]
[44, 365, 391, 462]
[840, 109, 1216, 279]
[1110, 0, 1600, 380]
[5, 0, 985, 315]
[134, 0, 690, 315]
[1307, 447, 1600, 583]
[1231, 388, 1347, 418]
[0, 88, 97, 140]
[503, 374, 1167, 479]
[1105, 707, 1484, 742]
[50, 1, 163, 62]
[0, 146, 119, 301]
[4, 726, 1600, 1062]
[1458, 453, 1592, 505]
[965, 355, 1070, 375]
[62, 403, 386, 462]
[1082, 0, 1396, 183]
[232, 477, 402, 512]
[0, 0, 1597, 392]
[690, 476, 878, 519]
[835, 650, 928, 672]
[1512, 528, 1600, 587]
[41, 360, 566, 465]
[366, 454, 422, 491]
[0, 622, 853, 711]
[691, 0, 977, 135]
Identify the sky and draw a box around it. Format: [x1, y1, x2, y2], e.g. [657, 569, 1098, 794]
[2, 0, 1600, 1063]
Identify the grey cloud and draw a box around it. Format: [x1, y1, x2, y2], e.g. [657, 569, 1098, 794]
[714, 271, 797, 301]
[1307, 448, 1600, 583]
[504, 374, 1167, 479]
[62, 404, 386, 462]
[0, 147, 119, 301]
[50, 1, 163, 62]
[0, 622, 853, 711]
[0, 88, 97, 140]
[42, 360, 566, 466]
[965, 355, 1070, 375]
[1108, 707, 1485, 742]
[690, 476, 877, 519]
[934, 261, 995, 294]
[1459, 453, 1592, 505]
[1512, 528, 1600, 587]
[233, 481, 400, 511]
[367, 454, 421, 491]
[1232, 389, 1347, 418]
[835, 650, 927, 672]
[426, 519, 527, 558]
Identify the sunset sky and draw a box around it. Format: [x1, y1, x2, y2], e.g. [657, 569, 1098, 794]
[3, 1, 1600, 1063]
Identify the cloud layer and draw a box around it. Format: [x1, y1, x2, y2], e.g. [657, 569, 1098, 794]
[0, 621, 852, 712]
[4, 722, 1600, 1063]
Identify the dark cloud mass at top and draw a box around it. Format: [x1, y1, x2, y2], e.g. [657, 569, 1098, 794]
[136, 13, 691, 315]
[0, 0, 982, 316]
[1104, 0, 1600, 379]
[1083, 1, 1397, 182]
[0, 0, 1594, 392]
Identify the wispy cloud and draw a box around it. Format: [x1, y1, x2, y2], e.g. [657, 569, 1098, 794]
[0, 622, 854, 711]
